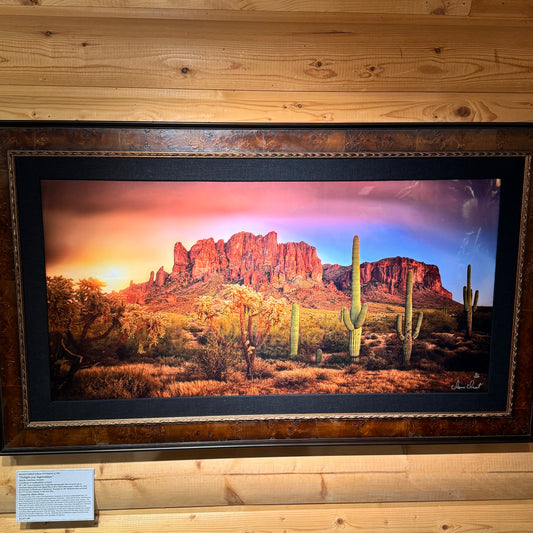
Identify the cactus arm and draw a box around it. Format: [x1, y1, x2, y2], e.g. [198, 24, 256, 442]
[473, 290, 479, 313]
[463, 285, 469, 312]
[350, 304, 361, 325]
[353, 303, 368, 329]
[413, 311, 424, 340]
[342, 307, 355, 331]
[396, 314, 405, 341]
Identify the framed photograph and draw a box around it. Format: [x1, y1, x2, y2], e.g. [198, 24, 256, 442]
[1, 124, 532, 453]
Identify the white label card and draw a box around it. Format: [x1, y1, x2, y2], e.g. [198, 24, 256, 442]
[16, 468, 95, 523]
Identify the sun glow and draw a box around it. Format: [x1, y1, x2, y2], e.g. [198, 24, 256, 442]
[46, 262, 144, 293]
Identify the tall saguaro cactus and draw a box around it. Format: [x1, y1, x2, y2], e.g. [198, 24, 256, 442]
[341, 235, 368, 361]
[463, 264, 479, 338]
[395, 270, 423, 366]
[289, 302, 300, 359]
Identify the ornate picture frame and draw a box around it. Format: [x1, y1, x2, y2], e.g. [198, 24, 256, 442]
[1, 124, 532, 453]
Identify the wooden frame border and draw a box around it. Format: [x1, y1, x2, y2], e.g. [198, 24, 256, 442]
[1, 123, 532, 453]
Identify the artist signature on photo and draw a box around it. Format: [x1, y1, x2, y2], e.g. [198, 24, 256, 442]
[451, 373, 485, 391]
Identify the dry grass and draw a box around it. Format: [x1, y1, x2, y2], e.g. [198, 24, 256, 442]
[60, 358, 488, 400]
[56, 304, 492, 401]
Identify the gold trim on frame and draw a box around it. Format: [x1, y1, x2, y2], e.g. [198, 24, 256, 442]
[8, 149, 531, 430]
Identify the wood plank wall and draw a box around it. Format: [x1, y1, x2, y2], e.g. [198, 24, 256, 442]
[1, 1, 533, 531]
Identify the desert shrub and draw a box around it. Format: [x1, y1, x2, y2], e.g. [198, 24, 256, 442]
[430, 332, 457, 349]
[321, 328, 348, 353]
[190, 334, 240, 381]
[185, 320, 204, 334]
[367, 314, 396, 334]
[115, 339, 139, 362]
[299, 310, 351, 356]
[65, 365, 163, 399]
[361, 354, 394, 371]
[272, 359, 302, 371]
[147, 330, 192, 361]
[299, 324, 324, 356]
[154, 355, 185, 367]
[259, 338, 289, 360]
[324, 353, 351, 368]
[420, 309, 458, 336]
[252, 358, 276, 379]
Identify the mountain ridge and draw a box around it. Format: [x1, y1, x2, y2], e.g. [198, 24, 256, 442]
[120, 231, 454, 310]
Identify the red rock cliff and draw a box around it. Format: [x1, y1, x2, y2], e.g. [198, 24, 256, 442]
[124, 233, 453, 309]
[170, 231, 323, 287]
[323, 256, 453, 301]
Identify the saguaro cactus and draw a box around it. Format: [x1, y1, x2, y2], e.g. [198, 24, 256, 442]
[341, 235, 368, 361]
[289, 302, 300, 359]
[463, 264, 479, 338]
[395, 270, 423, 366]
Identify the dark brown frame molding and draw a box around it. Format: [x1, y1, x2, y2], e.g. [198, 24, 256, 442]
[1, 124, 532, 453]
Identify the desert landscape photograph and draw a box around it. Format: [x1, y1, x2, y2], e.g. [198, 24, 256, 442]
[41, 177, 500, 401]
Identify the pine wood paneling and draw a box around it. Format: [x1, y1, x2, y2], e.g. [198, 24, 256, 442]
[1, 5, 533, 123]
[1, 501, 533, 533]
[0, 0, 473, 16]
[2, 446, 533, 512]
[3, 0, 530, 20]
[471, 0, 533, 19]
[1, 15, 533, 94]
[2, 86, 533, 122]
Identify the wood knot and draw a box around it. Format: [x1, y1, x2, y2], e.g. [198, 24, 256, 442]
[181, 67, 190, 74]
[455, 106, 472, 118]
[224, 479, 244, 505]
[434, 47, 441, 54]
[358, 64, 382, 78]
[43, 30, 53, 37]
[336, 517, 345, 525]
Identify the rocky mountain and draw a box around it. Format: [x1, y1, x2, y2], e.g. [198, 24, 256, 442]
[120, 231, 453, 310]
[323, 257, 453, 306]
[170, 231, 322, 287]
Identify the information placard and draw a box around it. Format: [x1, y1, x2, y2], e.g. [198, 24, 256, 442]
[16, 469, 94, 523]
